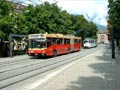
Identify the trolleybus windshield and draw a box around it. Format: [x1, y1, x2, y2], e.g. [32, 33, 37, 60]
[29, 39, 46, 48]
[84, 40, 89, 43]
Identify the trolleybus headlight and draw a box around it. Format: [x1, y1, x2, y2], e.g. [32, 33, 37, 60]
[42, 53, 45, 56]
[30, 50, 34, 53]
[42, 50, 45, 53]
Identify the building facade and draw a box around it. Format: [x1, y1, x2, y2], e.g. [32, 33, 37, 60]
[97, 30, 109, 44]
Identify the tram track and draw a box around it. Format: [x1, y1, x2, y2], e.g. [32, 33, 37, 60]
[0, 47, 99, 89]
[0, 47, 98, 73]
[0, 58, 38, 67]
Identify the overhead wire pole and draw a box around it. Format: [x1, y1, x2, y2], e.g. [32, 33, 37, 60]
[111, 26, 115, 59]
[111, 0, 119, 59]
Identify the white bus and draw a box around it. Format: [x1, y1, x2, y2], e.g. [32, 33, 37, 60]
[83, 38, 97, 48]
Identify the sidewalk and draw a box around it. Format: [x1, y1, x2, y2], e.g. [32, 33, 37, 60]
[0, 54, 29, 63]
[35, 45, 120, 90]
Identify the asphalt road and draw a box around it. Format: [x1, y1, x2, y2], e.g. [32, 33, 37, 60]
[0, 45, 102, 90]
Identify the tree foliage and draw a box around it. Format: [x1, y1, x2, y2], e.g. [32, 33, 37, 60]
[0, 0, 14, 39]
[108, 0, 120, 38]
[0, 1, 98, 40]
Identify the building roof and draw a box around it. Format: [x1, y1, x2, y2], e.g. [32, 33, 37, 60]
[7, 0, 26, 13]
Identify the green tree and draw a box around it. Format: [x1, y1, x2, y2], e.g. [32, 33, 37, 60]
[108, 0, 120, 46]
[0, 1, 98, 40]
[0, 0, 13, 17]
[87, 21, 98, 38]
[23, 2, 73, 34]
[70, 15, 87, 38]
[0, 0, 14, 39]
[71, 15, 98, 39]
[22, 5, 37, 34]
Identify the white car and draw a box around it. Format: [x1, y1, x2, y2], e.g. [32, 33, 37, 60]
[104, 40, 110, 44]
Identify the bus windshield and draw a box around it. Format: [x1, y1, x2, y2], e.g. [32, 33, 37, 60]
[29, 39, 46, 48]
[84, 40, 89, 43]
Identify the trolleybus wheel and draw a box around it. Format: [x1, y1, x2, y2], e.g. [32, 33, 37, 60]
[78, 47, 81, 51]
[68, 48, 71, 54]
[53, 50, 57, 57]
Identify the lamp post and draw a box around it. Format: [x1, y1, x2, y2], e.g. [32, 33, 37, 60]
[111, 26, 115, 59]
[111, 0, 118, 59]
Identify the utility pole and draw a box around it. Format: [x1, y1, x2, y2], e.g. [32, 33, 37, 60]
[111, 0, 120, 59]
[111, 26, 115, 59]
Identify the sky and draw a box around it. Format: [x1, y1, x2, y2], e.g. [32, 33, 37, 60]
[14, 0, 108, 27]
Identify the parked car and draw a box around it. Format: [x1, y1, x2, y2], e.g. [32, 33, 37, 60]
[104, 40, 110, 44]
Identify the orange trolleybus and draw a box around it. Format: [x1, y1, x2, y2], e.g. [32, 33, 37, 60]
[27, 33, 82, 57]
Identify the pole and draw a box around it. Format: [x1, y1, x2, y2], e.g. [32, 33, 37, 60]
[111, 26, 115, 59]
[9, 33, 13, 57]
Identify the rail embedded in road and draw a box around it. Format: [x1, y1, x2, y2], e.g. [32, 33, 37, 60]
[0, 47, 99, 89]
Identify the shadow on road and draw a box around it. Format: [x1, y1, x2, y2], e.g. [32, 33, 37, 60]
[64, 45, 120, 90]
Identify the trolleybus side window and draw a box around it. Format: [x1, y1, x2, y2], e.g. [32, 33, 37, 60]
[29, 39, 34, 48]
[52, 38, 57, 44]
[56, 39, 62, 44]
[46, 38, 52, 47]
[64, 39, 70, 44]
[74, 39, 80, 44]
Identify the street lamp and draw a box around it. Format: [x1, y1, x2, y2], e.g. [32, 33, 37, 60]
[111, 26, 115, 59]
[111, 0, 119, 59]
